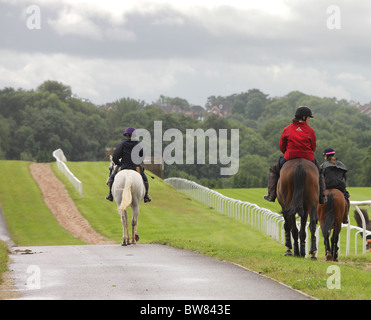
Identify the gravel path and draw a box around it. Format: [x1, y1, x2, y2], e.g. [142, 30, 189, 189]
[29, 163, 114, 245]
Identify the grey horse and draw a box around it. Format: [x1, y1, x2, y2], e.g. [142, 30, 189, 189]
[109, 157, 146, 246]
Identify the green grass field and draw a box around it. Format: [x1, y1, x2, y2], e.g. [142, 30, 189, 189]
[0, 160, 370, 300]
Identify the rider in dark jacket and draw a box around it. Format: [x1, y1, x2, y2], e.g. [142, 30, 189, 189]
[105, 127, 151, 203]
[321, 147, 349, 209]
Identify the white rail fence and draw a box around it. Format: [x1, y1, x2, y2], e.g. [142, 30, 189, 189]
[166, 177, 371, 257]
[52, 149, 83, 198]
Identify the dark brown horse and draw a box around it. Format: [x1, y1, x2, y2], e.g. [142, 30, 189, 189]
[318, 189, 348, 261]
[277, 158, 319, 259]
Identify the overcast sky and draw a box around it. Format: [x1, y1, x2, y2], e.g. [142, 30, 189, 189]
[1, 0, 371, 106]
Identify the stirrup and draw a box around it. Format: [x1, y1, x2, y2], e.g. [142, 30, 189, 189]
[105, 193, 113, 202]
[144, 195, 152, 203]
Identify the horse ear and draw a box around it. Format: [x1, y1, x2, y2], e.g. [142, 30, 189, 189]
[110, 155, 113, 161]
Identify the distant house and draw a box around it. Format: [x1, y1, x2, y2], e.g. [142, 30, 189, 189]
[155, 104, 205, 121]
[358, 104, 371, 117]
[186, 105, 205, 121]
[208, 102, 232, 118]
[161, 105, 183, 114]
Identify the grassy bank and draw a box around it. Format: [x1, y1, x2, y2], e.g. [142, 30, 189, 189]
[0, 241, 8, 287]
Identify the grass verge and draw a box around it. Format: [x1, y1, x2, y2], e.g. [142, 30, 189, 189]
[0, 241, 8, 286]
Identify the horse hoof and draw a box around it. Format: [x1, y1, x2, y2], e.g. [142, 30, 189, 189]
[121, 242, 127, 246]
[135, 234, 140, 242]
[310, 256, 317, 261]
[325, 252, 333, 261]
[284, 250, 293, 256]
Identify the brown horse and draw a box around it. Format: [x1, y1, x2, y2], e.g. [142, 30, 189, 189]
[318, 189, 348, 261]
[277, 158, 319, 259]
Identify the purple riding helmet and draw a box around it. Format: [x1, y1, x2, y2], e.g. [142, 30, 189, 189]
[123, 127, 136, 136]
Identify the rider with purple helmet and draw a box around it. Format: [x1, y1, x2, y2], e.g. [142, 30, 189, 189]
[105, 127, 151, 203]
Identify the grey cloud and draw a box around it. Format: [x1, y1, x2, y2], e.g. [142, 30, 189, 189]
[1, 0, 371, 105]
[2, 0, 370, 65]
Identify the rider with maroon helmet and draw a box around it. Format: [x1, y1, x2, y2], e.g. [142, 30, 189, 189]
[105, 127, 151, 203]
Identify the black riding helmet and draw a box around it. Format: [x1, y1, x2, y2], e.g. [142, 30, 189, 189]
[295, 106, 313, 119]
[323, 148, 335, 156]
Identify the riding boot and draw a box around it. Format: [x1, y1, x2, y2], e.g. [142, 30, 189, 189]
[143, 181, 152, 203]
[105, 180, 113, 202]
[264, 160, 280, 202]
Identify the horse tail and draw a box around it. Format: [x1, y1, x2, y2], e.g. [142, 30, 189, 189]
[119, 175, 133, 211]
[322, 192, 335, 238]
[364, 210, 370, 224]
[354, 209, 370, 227]
[283, 162, 306, 217]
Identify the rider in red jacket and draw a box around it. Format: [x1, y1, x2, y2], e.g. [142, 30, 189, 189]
[264, 106, 326, 204]
[279, 119, 316, 162]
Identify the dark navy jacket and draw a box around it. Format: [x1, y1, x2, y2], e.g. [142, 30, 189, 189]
[320, 159, 347, 191]
[112, 138, 144, 169]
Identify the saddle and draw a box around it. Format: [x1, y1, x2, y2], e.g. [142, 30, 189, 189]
[118, 166, 142, 175]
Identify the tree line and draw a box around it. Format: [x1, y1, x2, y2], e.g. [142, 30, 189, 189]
[0, 81, 370, 187]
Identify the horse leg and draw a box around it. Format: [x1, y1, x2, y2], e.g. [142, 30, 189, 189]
[284, 216, 293, 256]
[299, 214, 307, 258]
[331, 224, 341, 262]
[331, 234, 338, 262]
[120, 210, 130, 246]
[308, 214, 317, 260]
[324, 235, 333, 261]
[131, 206, 139, 244]
[291, 216, 300, 257]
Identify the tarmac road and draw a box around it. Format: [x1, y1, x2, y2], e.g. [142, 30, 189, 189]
[6, 244, 312, 300]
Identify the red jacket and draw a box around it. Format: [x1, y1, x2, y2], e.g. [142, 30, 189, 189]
[279, 121, 316, 161]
